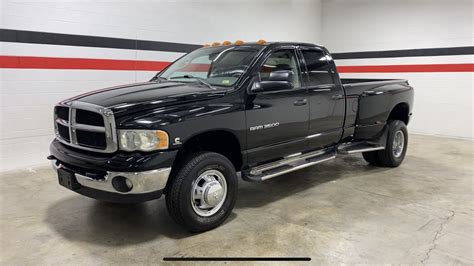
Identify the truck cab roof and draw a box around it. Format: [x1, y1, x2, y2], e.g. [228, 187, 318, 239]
[201, 42, 326, 50]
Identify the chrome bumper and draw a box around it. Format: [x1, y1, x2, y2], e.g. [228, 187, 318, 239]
[51, 160, 171, 194]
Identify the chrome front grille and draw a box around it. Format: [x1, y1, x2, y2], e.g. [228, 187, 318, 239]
[54, 101, 118, 153]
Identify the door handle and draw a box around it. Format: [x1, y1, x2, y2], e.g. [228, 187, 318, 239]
[293, 99, 308, 106]
[364, 90, 384, 96]
[312, 88, 331, 92]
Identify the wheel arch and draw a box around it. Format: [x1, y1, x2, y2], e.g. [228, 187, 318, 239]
[387, 102, 410, 125]
[164, 129, 243, 194]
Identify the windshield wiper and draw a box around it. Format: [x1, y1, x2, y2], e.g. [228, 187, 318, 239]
[169, 75, 215, 90]
[150, 76, 167, 82]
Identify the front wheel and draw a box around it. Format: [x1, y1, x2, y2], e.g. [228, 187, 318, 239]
[363, 120, 408, 167]
[165, 152, 238, 232]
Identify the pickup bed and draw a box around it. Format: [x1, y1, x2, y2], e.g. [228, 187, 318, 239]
[48, 41, 414, 232]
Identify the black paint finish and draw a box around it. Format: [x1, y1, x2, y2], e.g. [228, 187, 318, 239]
[50, 42, 414, 193]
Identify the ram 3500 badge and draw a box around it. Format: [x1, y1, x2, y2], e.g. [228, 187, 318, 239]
[49, 41, 413, 232]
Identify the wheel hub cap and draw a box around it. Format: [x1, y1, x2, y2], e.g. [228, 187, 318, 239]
[392, 130, 405, 158]
[203, 181, 224, 207]
[191, 169, 227, 217]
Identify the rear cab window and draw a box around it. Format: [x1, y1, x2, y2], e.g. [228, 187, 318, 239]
[300, 48, 335, 87]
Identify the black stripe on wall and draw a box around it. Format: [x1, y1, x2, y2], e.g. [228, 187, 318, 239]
[1, 28, 473, 58]
[0, 29, 201, 53]
[332, 46, 474, 59]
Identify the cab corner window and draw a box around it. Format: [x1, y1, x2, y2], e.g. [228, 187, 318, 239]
[301, 50, 334, 86]
[259, 49, 301, 88]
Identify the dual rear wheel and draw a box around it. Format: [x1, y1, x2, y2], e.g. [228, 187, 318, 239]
[363, 120, 408, 167]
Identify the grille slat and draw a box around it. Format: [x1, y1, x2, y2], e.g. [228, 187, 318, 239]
[54, 102, 117, 153]
[55, 106, 69, 121]
[76, 130, 107, 149]
[76, 109, 104, 126]
[57, 124, 70, 141]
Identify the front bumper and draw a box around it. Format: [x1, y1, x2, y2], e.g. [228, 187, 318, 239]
[49, 139, 177, 203]
[51, 160, 171, 203]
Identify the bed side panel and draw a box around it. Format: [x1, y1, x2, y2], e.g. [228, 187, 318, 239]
[351, 82, 412, 140]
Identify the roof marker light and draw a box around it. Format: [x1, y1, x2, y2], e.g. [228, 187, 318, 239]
[222, 40, 231, 45]
[256, 39, 266, 45]
[234, 40, 244, 45]
[211, 42, 221, 46]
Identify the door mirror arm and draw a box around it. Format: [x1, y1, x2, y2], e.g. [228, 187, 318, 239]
[249, 70, 294, 93]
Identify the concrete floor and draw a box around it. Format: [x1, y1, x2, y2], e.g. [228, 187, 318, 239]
[0, 134, 473, 265]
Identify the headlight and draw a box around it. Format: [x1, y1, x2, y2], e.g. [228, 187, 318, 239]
[118, 130, 169, 151]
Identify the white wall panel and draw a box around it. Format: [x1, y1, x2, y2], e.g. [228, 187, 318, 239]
[0, 0, 323, 171]
[1, 0, 471, 172]
[322, 0, 473, 139]
[339, 72, 473, 138]
[1, 14, 139, 41]
[322, 0, 473, 52]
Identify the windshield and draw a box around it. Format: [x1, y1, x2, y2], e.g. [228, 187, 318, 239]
[158, 46, 263, 87]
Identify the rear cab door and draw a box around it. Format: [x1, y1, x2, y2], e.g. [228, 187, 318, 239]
[245, 45, 309, 166]
[298, 46, 346, 149]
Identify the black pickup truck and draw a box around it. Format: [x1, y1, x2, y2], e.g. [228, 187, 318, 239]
[49, 41, 414, 232]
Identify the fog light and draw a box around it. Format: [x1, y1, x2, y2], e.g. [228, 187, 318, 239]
[112, 176, 133, 193]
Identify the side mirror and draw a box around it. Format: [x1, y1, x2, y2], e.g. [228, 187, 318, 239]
[251, 70, 294, 93]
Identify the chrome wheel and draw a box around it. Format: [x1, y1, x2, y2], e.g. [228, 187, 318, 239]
[392, 130, 405, 158]
[191, 169, 227, 217]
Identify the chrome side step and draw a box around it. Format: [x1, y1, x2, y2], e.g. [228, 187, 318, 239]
[243, 141, 386, 182]
[337, 142, 384, 154]
[249, 149, 329, 176]
[244, 148, 336, 181]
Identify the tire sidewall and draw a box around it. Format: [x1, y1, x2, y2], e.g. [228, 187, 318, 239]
[179, 153, 237, 231]
[386, 120, 408, 166]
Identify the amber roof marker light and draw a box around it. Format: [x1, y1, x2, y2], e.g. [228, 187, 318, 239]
[204, 40, 265, 47]
[234, 40, 244, 45]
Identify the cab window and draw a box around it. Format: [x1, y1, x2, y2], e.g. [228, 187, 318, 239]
[301, 49, 334, 86]
[259, 49, 301, 88]
[159, 46, 262, 86]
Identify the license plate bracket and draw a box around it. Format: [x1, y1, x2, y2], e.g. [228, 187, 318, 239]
[57, 168, 80, 190]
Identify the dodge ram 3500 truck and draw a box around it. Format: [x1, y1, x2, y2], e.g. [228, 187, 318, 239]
[49, 41, 414, 232]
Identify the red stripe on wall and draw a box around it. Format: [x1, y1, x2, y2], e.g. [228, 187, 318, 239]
[1, 55, 473, 72]
[0, 55, 170, 71]
[337, 63, 474, 73]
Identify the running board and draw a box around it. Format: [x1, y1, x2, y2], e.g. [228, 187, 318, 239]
[243, 141, 385, 182]
[244, 149, 336, 181]
[337, 142, 384, 154]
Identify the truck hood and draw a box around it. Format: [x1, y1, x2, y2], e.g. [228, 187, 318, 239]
[69, 81, 227, 116]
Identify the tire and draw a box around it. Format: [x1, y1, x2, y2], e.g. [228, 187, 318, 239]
[364, 120, 408, 167]
[362, 151, 380, 166]
[165, 152, 238, 232]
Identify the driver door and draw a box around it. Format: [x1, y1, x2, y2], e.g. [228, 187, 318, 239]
[245, 48, 309, 166]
